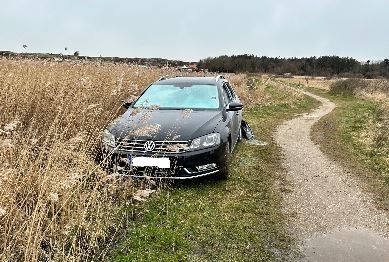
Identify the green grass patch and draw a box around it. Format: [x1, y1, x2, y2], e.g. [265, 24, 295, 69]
[309, 86, 389, 210]
[112, 81, 318, 261]
[310, 88, 388, 179]
[339, 99, 388, 177]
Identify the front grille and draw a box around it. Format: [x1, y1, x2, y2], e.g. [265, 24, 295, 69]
[118, 139, 189, 154]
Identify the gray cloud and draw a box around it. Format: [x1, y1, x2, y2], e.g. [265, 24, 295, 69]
[0, 0, 387, 61]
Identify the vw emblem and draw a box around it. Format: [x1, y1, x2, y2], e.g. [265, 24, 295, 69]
[144, 141, 156, 152]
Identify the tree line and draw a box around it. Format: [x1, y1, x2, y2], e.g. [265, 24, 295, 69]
[197, 55, 389, 78]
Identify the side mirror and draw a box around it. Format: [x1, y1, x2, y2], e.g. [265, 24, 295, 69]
[122, 100, 134, 109]
[227, 102, 243, 112]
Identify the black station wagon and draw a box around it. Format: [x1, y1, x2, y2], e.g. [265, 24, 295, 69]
[100, 75, 243, 179]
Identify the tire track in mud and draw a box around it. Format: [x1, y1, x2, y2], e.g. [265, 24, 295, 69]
[275, 90, 389, 261]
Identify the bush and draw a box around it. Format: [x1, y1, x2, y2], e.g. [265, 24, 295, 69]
[329, 78, 367, 96]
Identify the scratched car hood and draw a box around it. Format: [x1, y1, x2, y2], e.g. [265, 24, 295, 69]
[108, 108, 223, 141]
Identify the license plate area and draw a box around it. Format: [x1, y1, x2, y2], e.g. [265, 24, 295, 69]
[128, 155, 170, 169]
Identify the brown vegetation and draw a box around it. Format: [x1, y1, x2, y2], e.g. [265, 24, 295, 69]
[0, 58, 184, 261]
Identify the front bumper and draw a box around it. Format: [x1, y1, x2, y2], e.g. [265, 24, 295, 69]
[102, 143, 227, 179]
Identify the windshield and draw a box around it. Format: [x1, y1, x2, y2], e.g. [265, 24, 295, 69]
[133, 84, 220, 109]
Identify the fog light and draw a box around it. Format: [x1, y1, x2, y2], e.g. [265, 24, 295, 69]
[197, 163, 217, 171]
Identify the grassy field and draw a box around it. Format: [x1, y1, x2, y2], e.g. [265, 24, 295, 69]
[308, 79, 389, 211]
[112, 77, 319, 261]
[3, 59, 386, 261]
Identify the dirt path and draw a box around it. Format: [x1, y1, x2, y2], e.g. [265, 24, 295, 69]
[275, 90, 389, 261]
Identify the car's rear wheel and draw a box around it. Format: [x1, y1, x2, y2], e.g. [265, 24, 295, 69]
[218, 142, 231, 179]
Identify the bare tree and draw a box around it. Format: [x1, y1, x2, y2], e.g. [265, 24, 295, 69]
[384, 59, 389, 76]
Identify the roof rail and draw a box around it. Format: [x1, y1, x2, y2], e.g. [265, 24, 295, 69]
[215, 75, 225, 82]
[157, 75, 170, 81]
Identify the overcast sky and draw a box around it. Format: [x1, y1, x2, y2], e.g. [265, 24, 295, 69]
[0, 0, 388, 62]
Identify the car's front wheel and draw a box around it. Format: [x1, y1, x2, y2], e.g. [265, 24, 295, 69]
[218, 142, 231, 179]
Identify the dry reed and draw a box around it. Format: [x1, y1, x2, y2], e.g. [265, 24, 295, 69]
[0, 58, 178, 261]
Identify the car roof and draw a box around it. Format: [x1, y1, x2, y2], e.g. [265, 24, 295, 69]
[155, 76, 226, 86]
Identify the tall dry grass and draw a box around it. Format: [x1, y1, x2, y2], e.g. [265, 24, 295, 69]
[0, 58, 184, 261]
[0, 59, 268, 261]
[228, 74, 269, 106]
[357, 79, 389, 102]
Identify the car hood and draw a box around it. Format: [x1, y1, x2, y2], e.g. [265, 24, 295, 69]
[108, 108, 223, 141]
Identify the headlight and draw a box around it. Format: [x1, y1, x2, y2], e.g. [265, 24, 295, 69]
[102, 130, 116, 148]
[189, 133, 220, 150]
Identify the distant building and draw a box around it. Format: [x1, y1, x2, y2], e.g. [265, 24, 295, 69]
[178, 65, 193, 72]
[178, 63, 198, 72]
[283, 72, 293, 78]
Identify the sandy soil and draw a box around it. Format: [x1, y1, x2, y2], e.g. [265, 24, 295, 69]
[275, 90, 389, 261]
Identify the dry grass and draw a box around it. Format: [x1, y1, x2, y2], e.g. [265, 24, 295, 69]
[0, 58, 190, 261]
[227, 74, 267, 106]
[286, 76, 389, 100]
[358, 79, 389, 103]
[278, 76, 339, 91]
[228, 74, 305, 108]
[0, 58, 263, 261]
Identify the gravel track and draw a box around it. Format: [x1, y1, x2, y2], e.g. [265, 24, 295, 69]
[275, 90, 389, 261]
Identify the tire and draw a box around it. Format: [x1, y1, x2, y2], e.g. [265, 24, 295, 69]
[218, 142, 231, 179]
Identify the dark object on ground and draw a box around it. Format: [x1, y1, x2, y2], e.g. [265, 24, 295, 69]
[241, 120, 254, 140]
[99, 75, 243, 180]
